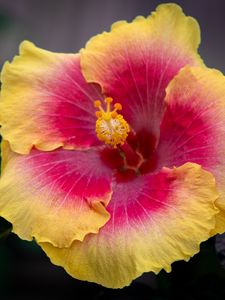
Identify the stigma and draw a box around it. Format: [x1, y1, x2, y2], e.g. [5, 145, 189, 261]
[94, 97, 130, 147]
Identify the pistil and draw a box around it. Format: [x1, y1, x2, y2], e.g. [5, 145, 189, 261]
[118, 142, 146, 175]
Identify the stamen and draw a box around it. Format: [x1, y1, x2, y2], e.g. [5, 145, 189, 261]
[94, 100, 101, 108]
[105, 97, 113, 104]
[95, 111, 102, 118]
[94, 97, 130, 147]
[114, 103, 122, 110]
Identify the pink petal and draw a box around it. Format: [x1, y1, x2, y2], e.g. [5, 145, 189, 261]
[40, 163, 218, 288]
[81, 4, 203, 141]
[157, 66, 225, 233]
[0, 142, 112, 247]
[0, 41, 102, 154]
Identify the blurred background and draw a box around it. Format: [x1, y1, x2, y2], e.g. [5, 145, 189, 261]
[0, 0, 225, 299]
[0, 0, 224, 72]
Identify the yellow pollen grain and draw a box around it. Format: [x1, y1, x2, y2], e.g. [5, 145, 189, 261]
[94, 98, 130, 147]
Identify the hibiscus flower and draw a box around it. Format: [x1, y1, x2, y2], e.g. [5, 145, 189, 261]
[0, 3, 224, 288]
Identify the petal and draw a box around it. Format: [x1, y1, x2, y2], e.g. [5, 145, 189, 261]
[40, 163, 218, 288]
[157, 66, 225, 234]
[81, 3, 203, 139]
[0, 141, 112, 247]
[0, 41, 102, 155]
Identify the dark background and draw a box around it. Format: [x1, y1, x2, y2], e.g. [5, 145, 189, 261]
[0, 0, 224, 72]
[0, 0, 225, 299]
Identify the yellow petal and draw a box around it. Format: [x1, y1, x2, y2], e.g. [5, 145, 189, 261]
[40, 163, 218, 288]
[0, 41, 101, 154]
[156, 66, 225, 235]
[80, 4, 203, 136]
[0, 141, 112, 247]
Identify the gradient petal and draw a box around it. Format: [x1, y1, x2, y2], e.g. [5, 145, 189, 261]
[81, 3, 203, 139]
[0, 141, 112, 247]
[157, 66, 225, 234]
[40, 163, 218, 288]
[0, 41, 102, 154]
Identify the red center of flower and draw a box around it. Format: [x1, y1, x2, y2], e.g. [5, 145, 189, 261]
[100, 130, 158, 182]
[94, 98, 158, 182]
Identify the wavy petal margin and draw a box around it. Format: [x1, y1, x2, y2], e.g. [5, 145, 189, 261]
[81, 3, 203, 139]
[157, 66, 225, 234]
[40, 163, 218, 288]
[0, 141, 112, 247]
[0, 41, 102, 154]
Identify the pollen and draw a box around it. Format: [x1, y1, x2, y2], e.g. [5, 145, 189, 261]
[94, 97, 130, 147]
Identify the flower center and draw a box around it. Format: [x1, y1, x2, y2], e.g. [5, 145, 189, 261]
[100, 130, 158, 182]
[94, 97, 130, 147]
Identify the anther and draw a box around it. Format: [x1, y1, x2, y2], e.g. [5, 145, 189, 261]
[95, 111, 102, 118]
[94, 97, 130, 147]
[105, 97, 113, 104]
[94, 100, 101, 108]
[114, 103, 122, 110]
